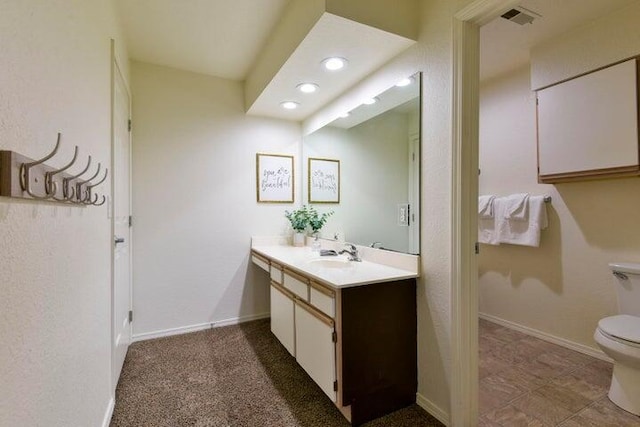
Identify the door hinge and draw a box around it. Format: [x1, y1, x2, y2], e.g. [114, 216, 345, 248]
[128, 310, 133, 323]
[332, 331, 337, 343]
[333, 380, 338, 391]
[128, 119, 132, 132]
[128, 215, 132, 227]
[475, 242, 480, 255]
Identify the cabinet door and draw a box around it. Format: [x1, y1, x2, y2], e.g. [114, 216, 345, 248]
[537, 59, 639, 182]
[270, 284, 295, 356]
[295, 302, 336, 402]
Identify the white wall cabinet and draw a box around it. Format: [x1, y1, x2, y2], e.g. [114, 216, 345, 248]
[536, 58, 640, 183]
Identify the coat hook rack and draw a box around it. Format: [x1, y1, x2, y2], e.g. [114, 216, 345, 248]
[0, 133, 108, 206]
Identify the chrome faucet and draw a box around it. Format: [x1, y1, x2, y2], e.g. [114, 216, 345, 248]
[339, 243, 361, 262]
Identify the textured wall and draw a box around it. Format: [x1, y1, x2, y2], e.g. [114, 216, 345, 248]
[0, 1, 128, 426]
[304, 0, 475, 420]
[478, 65, 640, 352]
[131, 62, 301, 337]
[530, 1, 640, 90]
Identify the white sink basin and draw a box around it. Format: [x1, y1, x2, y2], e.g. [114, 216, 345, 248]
[308, 257, 351, 269]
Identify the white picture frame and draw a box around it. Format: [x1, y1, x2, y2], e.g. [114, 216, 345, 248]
[256, 153, 294, 203]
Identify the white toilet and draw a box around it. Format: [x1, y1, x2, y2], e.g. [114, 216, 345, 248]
[594, 262, 640, 416]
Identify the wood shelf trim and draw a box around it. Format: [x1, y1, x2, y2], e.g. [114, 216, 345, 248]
[538, 164, 640, 183]
[271, 280, 296, 300]
[283, 267, 309, 284]
[250, 250, 270, 265]
[295, 298, 334, 328]
[310, 280, 335, 297]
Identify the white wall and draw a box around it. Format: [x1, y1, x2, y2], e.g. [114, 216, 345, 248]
[304, 0, 475, 420]
[304, 112, 410, 252]
[0, 1, 128, 426]
[131, 62, 301, 338]
[478, 65, 640, 352]
[531, 1, 640, 90]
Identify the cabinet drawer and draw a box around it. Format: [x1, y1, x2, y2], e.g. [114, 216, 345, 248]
[310, 282, 335, 318]
[251, 252, 270, 272]
[284, 269, 309, 301]
[270, 262, 283, 284]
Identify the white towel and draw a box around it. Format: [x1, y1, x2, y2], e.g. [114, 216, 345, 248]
[478, 197, 502, 245]
[498, 195, 548, 247]
[504, 193, 530, 221]
[478, 195, 496, 219]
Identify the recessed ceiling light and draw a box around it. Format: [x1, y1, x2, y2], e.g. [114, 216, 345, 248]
[396, 77, 414, 87]
[338, 112, 350, 118]
[297, 83, 319, 93]
[280, 101, 299, 110]
[322, 57, 347, 71]
[363, 97, 378, 105]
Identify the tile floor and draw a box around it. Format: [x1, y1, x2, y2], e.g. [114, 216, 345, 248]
[478, 318, 640, 426]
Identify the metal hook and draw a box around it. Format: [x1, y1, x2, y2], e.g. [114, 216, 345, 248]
[19, 133, 61, 199]
[64, 155, 92, 202]
[48, 146, 79, 201]
[74, 163, 101, 204]
[90, 193, 106, 206]
[83, 169, 108, 206]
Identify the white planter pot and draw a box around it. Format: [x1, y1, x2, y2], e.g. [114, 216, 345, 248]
[293, 232, 306, 247]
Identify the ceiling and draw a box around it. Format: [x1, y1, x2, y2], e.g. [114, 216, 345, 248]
[116, 0, 289, 81]
[480, 0, 637, 81]
[115, 0, 416, 122]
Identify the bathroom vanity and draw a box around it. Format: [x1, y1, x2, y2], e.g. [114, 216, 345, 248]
[251, 240, 419, 426]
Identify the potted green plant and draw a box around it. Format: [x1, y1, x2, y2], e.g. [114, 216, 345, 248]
[285, 207, 309, 247]
[307, 206, 334, 251]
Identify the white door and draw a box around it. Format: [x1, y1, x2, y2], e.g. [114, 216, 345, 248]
[112, 56, 132, 389]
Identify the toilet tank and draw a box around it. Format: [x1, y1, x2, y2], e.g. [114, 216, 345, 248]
[609, 262, 640, 317]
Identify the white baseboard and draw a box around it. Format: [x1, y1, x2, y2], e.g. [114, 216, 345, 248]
[132, 312, 270, 342]
[416, 393, 449, 426]
[101, 396, 115, 427]
[479, 312, 612, 363]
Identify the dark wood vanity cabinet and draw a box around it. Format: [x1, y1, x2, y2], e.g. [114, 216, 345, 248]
[339, 278, 417, 425]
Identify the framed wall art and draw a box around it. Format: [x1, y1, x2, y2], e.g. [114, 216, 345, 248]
[256, 153, 294, 203]
[308, 157, 340, 203]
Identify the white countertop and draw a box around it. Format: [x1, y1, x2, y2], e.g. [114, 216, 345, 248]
[251, 244, 419, 289]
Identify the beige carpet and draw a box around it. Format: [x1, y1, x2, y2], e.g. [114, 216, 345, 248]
[110, 319, 443, 427]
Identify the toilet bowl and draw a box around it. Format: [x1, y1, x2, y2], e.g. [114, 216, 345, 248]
[595, 262, 640, 416]
[594, 315, 640, 415]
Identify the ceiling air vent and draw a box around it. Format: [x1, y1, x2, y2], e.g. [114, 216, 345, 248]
[501, 6, 541, 25]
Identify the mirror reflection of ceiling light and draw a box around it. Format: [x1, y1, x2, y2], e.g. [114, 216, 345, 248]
[280, 101, 299, 110]
[297, 83, 319, 93]
[322, 57, 347, 71]
[395, 77, 414, 87]
[363, 97, 378, 105]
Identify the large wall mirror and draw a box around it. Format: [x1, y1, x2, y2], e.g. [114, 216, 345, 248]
[303, 72, 421, 255]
